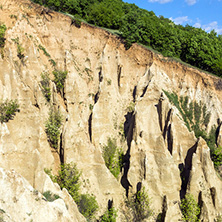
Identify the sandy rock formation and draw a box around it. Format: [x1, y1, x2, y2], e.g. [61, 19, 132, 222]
[0, 0, 222, 221]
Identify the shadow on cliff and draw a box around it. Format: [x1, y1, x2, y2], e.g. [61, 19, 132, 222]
[179, 139, 198, 199]
[121, 110, 135, 197]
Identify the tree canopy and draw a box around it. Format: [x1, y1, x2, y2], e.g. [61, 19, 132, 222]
[31, 0, 222, 76]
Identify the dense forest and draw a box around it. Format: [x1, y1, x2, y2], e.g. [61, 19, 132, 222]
[32, 0, 222, 76]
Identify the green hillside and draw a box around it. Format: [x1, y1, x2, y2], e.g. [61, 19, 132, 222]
[32, 0, 222, 76]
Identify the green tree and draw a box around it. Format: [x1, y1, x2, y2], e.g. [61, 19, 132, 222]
[55, 163, 99, 220]
[180, 194, 200, 222]
[78, 194, 99, 220]
[102, 138, 124, 179]
[125, 187, 153, 222]
[45, 108, 62, 149]
[100, 207, 117, 222]
[40, 72, 51, 102]
[52, 69, 67, 96]
[55, 162, 81, 203]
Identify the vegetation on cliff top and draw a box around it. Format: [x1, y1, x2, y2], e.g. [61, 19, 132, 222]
[31, 0, 222, 77]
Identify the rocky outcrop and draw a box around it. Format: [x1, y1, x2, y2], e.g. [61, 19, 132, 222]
[0, 0, 222, 221]
[0, 167, 86, 222]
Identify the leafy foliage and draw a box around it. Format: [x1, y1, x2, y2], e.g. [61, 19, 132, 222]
[102, 138, 124, 179]
[52, 69, 68, 95]
[99, 207, 117, 222]
[43, 191, 60, 202]
[0, 24, 6, 48]
[125, 187, 153, 222]
[0, 99, 19, 123]
[78, 194, 99, 220]
[180, 194, 200, 222]
[40, 72, 51, 102]
[54, 163, 98, 220]
[55, 163, 81, 203]
[32, 0, 222, 77]
[164, 91, 222, 170]
[210, 145, 222, 170]
[45, 108, 62, 149]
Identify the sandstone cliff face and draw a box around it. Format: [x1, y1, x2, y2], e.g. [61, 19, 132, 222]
[0, 0, 222, 221]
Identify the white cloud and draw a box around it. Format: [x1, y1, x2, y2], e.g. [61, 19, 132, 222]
[193, 20, 222, 35]
[193, 22, 201, 28]
[202, 21, 222, 34]
[148, 0, 173, 3]
[170, 16, 190, 25]
[185, 0, 197, 5]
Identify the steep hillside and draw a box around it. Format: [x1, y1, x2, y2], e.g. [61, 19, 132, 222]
[0, 0, 222, 221]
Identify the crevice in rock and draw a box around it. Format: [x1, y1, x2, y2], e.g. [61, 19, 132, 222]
[124, 112, 135, 148]
[133, 86, 137, 102]
[88, 113, 92, 142]
[108, 199, 113, 210]
[121, 147, 132, 198]
[167, 124, 173, 155]
[162, 108, 172, 139]
[210, 187, 216, 208]
[94, 91, 100, 104]
[157, 93, 164, 132]
[99, 67, 103, 82]
[140, 84, 148, 98]
[215, 121, 221, 146]
[198, 191, 203, 220]
[156, 195, 167, 222]
[121, 111, 135, 197]
[117, 65, 122, 88]
[59, 133, 64, 164]
[143, 155, 147, 180]
[179, 140, 199, 199]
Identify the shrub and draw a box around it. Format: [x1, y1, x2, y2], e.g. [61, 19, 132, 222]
[52, 70, 68, 95]
[163, 90, 222, 170]
[40, 72, 51, 102]
[215, 215, 222, 222]
[45, 108, 62, 149]
[43, 190, 60, 202]
[102, 138, 124, 179]
[55, 163, 81, 203]
[78, 194, 99, 220]
[100, 207, 117, 222]
[180, 194, 200, 222]
[54, 163, 99, 220]
[125, 187, 153, 222]
[210, 145, 222, 170]
[0, 99, 19, 123]
[12, 37, 24, 60]
[0, 24, 6, 48]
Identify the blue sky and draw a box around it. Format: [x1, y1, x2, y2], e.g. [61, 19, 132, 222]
[123, 0, 222, 35]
